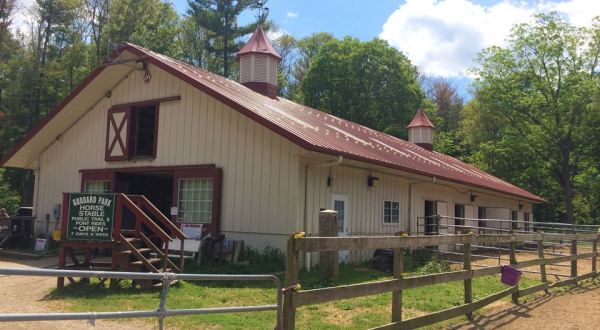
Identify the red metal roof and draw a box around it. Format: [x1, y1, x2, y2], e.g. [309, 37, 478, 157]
[407, 109, 435, 128]
[236, 26, 281, 61]
[1, 43, 545, 203]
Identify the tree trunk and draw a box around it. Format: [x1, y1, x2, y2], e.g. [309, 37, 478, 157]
[560, 141, 575, 225]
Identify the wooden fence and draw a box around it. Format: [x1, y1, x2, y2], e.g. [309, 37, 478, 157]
[282, 232, 599, 329]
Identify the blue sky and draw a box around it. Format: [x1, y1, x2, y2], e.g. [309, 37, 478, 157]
[174, 0, 600, 98]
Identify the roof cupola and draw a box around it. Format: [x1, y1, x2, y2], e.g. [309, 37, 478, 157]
[407, 109, 435, 151]
[236, 26, 281, 98]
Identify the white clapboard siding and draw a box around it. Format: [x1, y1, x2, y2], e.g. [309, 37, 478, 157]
[35, 63, 302, 251]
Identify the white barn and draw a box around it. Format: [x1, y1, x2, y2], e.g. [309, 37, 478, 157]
[1, 27, 544, 263]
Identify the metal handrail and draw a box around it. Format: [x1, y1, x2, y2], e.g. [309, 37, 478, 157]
[416, 215, 599, 236]
[0, 267, 283, 329]
[419, 215, 600, 228]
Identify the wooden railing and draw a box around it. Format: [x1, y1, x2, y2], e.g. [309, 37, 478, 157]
[282, 232, 599, 329]
[126, 195, 188, 271]
[116, 194, 186, 272]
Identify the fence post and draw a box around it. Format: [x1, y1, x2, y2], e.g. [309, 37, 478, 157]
[283, 237, 299, 330]
[319, 210, 339, 280]
[391, 232, 405, 323]
[509, 237, 518, 304]
[571, 239, 578, 278]
[463, 241, 473, 320]
[592, 239, 597, 274]
[537, 240, 548, 292]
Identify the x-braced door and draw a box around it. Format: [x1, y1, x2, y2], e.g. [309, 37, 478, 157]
[105, 107, 130, 161]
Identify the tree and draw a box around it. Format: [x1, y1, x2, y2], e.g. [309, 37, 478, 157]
[288, 32, 334, 100]
[0, 0, 15, 47]
[180, 15, 219, 72]
[424, 77, 463, 131]
[473, 13, 600, 224]
[272, 33, 296, 98]
[301, 37, 424, 138]
[187, 0, 263, 77]
[107, 0, 181, 57]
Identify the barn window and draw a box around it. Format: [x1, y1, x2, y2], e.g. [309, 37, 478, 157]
[383, 200, 400, 224]
[177, 178, 214, 223]
[105, 103, 158, 161]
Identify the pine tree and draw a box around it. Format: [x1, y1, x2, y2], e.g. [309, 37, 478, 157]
[187, 0, 264, 77]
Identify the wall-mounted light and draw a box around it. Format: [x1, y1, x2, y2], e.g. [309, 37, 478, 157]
[367, 175, 379, 187]
[518, 203, 523, 210]
[142, 61, 152, 83]
[470, 193, 477, 202]
[327, 176, 332, 187]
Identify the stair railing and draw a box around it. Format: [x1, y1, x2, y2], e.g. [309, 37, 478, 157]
[133, 195, 188, 272]
[117, 194, 173, 272]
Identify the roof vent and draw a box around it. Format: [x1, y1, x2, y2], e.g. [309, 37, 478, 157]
[407, 109, 435, 151]
[236, 26, 281, 98]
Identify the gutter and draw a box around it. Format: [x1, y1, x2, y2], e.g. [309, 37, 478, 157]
[303, 155, 343, 271]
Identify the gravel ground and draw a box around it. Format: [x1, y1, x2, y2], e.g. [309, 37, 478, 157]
[0, 256, 149, 330]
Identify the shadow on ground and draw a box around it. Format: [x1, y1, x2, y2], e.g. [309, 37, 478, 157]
[448, 278, 600, 329]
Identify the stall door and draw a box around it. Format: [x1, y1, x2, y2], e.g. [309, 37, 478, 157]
[486, 208, 510, 232]
[454, 204, 466, 234]
[424, 200, 437, 235]
[464, 205, 475, 232]
[517, 211, 525, 231]
[437, 202, 448, 234]
[331, 194, 349, 263]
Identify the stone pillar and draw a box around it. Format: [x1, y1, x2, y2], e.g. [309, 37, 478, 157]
[319, 209, 339, 279]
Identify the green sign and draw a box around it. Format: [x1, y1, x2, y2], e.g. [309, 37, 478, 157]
[66, 193, 115, 241]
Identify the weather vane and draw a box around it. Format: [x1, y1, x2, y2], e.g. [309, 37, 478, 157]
[255, 0, 269, 25]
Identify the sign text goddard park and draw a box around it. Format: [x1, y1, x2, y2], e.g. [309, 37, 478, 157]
[66, 193, 115, 241]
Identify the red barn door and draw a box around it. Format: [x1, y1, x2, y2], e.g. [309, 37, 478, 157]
[105, 107, 130, 161]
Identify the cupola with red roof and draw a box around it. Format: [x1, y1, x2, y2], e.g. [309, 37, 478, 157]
[407, 109, 435, 151]
[236, 26, 281, 98]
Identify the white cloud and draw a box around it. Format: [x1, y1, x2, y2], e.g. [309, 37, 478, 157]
[286, 11, 299, 18]
[267, 28, 288, 41]
[380, 0, 600, 78]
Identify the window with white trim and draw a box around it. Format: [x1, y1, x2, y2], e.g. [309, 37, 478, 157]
[177, 178, 213, 223]
[84, 181, 110, 193]
[383, 200, 400, 224]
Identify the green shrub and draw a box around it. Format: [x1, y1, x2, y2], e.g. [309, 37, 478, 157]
[415, 256, 450, 275]
[184, 245, 285, 274]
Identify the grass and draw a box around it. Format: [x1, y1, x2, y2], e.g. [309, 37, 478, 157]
[47, 249, 542, 329]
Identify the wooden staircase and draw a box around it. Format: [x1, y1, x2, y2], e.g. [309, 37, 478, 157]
[112, 195, 188, 288]
[57, 193, 189, 289]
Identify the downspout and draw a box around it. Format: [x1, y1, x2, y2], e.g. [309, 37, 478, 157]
[33, 167, 41, 235]
[303, 155, 343, 271]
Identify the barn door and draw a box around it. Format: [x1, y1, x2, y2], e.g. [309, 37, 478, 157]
[105, 107, 130, 161]
[331, 194, 349, 264]
[464, 205, 475, 232]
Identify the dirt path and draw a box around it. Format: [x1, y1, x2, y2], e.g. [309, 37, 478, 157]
[0, 256, 148, 330]
[449, 277, 600, 329]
